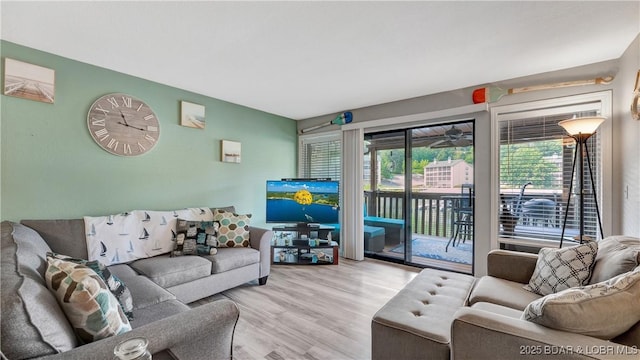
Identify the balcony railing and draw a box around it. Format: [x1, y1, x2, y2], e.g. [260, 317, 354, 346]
[364, 190, 564, 240]
[364, 190, 456, 238]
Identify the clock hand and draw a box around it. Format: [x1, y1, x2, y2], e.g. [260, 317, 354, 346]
[119, 110, 129, 126]
[117, 121, 146, 131]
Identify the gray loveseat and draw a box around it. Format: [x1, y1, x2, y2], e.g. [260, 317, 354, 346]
[373, 236, 640, 360]
[1, 206, 273, 360]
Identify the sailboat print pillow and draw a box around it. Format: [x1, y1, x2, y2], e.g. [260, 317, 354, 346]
[85, 208, 213, 265]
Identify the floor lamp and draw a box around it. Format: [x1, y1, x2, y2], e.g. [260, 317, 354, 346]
[558, 116, 605, 248]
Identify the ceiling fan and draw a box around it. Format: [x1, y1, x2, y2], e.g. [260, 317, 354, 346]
[429, 125, 473, 148]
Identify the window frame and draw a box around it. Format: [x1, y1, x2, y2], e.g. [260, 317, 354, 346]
[490, 91, 612, 249]
[298, 131, 342, 180]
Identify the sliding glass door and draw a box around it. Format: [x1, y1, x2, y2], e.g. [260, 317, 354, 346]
[364, 130, 407, 262]
[364, 120, 475, 274]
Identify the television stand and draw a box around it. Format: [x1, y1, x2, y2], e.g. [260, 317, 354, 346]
[271, 224, 338, 265]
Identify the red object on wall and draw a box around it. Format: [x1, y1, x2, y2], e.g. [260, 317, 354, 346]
[472, 88, 488, 103]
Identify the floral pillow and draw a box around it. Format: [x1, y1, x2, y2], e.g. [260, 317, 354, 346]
[172, 219, 219, 256]
[212, 209, 251, 248]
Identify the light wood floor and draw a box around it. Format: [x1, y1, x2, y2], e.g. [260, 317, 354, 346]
[191, 258, 420, 360]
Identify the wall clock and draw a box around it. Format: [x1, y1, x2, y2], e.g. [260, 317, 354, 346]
[87, 93, 160, 156]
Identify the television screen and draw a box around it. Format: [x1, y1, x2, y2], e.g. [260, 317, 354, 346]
[266, 179, 339, 224]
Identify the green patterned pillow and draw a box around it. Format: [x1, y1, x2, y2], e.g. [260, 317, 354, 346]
[45, 257, 131, 343]
[47, 253, 134, 320]
[213, 209, 251, 248]
[172, 219, 219, 256]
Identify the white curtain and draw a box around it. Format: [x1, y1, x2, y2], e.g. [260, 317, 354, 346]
[341, 128, 364, 260]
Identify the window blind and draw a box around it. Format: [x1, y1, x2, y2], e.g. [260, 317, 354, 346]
[300, 137, 341, 181]
[498, 111, 601, 242]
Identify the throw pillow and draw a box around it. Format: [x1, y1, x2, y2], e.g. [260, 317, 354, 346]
[522, 266, 640, 339]
[173, 219, 219, 256]
[45, 257, 131, 343]
[524, 242, 598, 296]
[589, 235, 640, 284]
[47, 253, 134, 320]
[213, 209, 251, 248]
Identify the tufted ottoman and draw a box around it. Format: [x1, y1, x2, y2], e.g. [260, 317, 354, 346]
[371, 268, 476, 360]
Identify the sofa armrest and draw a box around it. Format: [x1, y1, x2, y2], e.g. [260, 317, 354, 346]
[452, 307, 639, 360]
[487, 249, 539, 284]
[40, 299, 239, 360]
[250, 226, 273, 279]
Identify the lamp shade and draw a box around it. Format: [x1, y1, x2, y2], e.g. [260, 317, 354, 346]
[558, 116, 606, 136]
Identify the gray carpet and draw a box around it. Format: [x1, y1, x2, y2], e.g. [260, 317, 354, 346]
[390, 237, 472, 264]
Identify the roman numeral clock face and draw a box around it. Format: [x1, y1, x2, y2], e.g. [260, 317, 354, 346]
[87, 93, 160, 156]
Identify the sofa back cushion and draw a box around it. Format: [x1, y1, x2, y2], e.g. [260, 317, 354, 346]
[1, 222, 78, 359]
[590, 235, 640, 284]
[21, 219, 88, 259]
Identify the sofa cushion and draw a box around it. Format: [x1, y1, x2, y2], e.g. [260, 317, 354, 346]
[470, 302, 524, 319]
[45, 257, 131, 343]
[213, 209, 251, 248]
[130, 254, 212, 288]
[1, 222, 78, 359]
[21, 219, 88, 259]
[202, 247, 260, 274]
[469, 276, 541, 311]
[48, 253, 134, 320]
[107, 263, 140, 282]
[121, 275, 176, 310]
[173, 219, 219, 256]
[127, 299, 189, 329]
[522, 266, 640, 339]
[590, 235, 640, 284]
[524, 242, 598, 296]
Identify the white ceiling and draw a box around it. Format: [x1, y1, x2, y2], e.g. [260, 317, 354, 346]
[2, 1, 639, 120]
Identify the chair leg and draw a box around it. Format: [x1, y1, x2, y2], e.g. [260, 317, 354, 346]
[446, 224, 460, 252]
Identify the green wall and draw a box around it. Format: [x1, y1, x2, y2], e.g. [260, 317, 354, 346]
[0, 41, 297, 225]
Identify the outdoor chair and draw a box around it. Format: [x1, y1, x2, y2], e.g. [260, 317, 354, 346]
[445, 184, 474, 252]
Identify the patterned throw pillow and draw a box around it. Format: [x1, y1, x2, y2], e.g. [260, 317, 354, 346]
[213, 209, 251, 248]
[45, 257, 131, 343]
[523, 266, 640, 339]
[47, 253, 134, 320]
[173, 219, 219, 256]
[524, 242, 598, 296]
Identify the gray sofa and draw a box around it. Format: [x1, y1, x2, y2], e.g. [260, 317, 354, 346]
[373, 237, 640, 360]
[1, 207, 273, 360]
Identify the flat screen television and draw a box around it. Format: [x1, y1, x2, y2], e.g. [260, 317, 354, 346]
[266, 179, 339, 225]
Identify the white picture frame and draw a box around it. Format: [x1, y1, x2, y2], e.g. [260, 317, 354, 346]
[180, 100, 205, 129]
[221, 140, 241, 163]
[3, 58, 55, 104]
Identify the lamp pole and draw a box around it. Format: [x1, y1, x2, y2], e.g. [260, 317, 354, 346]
[558, 116, 605, 248]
